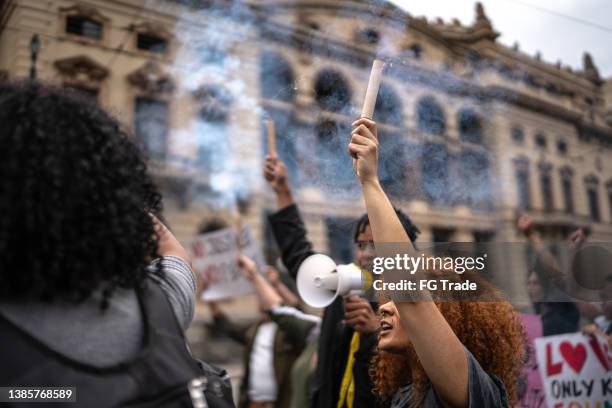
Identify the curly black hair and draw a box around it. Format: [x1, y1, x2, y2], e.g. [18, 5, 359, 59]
[0, 81, 162, 306]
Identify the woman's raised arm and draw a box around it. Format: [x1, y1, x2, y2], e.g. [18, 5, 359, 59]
[350, 118, 470, 408]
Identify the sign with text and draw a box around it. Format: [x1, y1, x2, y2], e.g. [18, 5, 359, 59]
[188, 225, 264, 301]
[535, 332, 612, 408]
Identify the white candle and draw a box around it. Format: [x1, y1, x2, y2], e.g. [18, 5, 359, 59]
[361, 59, 385, 119]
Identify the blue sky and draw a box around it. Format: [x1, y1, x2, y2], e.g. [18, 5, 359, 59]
[390, 0, 612, 77]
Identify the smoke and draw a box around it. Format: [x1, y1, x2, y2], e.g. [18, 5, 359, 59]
[143, 0, 546, 220]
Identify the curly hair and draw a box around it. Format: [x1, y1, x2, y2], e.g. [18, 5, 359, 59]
[370, 272, 526, 406]
[0, 81, 162, 306]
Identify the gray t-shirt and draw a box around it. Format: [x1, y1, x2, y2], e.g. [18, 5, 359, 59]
[0, 256, 196, 367]
[390, 348, 508, 408]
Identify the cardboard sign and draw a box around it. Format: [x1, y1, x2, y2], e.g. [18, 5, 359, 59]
[535, 332, 612, 408]
[188, 225, 264, 301]
[517, 313, 547, 408]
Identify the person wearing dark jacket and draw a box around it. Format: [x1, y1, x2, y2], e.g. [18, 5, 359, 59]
[209, 256, 318, 408]
[263, 156, 419, 408]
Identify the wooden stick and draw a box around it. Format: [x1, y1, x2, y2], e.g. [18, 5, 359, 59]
[360, 59, 385, 119]
[267, 119, 277, 158]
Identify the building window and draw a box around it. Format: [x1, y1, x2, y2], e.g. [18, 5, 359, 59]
[325, 217, 355, 264]
[432, 228, 454, 255]
[137, 33, 167, 54]
[193, 86, 231, 172]
[315, 120, 355, 190]
[405, 43, 423, 59]
[379, 131, 407, 199]
[460, 151, 492, 210]
[356, 28, 380, 45]
[134, 97, 168, 161]
[587, 188, 600, 221]
[421, 143, 450, 205]
[417, 97, 445, 136]
[585, 175, 600, 221]
[66, 16, 102, 40]
[474, 230, 495, 242]
[560, 167, 574, 214]
[458, 109, 482, 144]
[511, 127, 524, 144]
[314, 69, 352, 113]
[514, 157, 530, 210]
[557, 140, 568, 155]
[260, 52, 295, 102]
[539, 165, 554, 212]
[535, 133, 547, 149]
[374, 83, 403, 126]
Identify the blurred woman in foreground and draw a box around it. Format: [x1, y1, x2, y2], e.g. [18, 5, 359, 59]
[348, 118, 525, 408]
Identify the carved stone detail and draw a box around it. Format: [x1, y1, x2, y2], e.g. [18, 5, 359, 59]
[127, 61, 174, 94]
[54, 55, 109, 82]
[59, 4, 109, 22]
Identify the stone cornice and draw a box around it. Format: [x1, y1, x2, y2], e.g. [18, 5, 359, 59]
[127, 61, 174, 94]
[54, 55, 109, 81]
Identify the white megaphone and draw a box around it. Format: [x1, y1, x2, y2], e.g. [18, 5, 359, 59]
[297, 254, 365, 308]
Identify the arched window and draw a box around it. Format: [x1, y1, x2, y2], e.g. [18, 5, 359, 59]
[513, 156, 531, 210]
[460, 151, 492, 210]
[404, 43, 423, 59]
[539, 163, 554, 213]
[193, 85, 232, 171]
[314, 69, 352, 113]
[584, 175, 600, 221]
[559, 167, 574, 214]
[374, 83, 403, 126]
[379, 131, 408, 198]
[421, 143, 450, 204]
[457, 109, 482, 144]
[314, 120, 354, 192]
[417, 97, 446, 136]
[259, 52, 295, 102]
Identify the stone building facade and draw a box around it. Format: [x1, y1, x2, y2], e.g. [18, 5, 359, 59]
[2, 0, 612, 300]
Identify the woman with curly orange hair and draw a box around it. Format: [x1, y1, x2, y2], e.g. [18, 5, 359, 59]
[348, 117, 525, 407]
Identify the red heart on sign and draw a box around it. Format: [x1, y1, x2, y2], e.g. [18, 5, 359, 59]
[559, 342, 587, 374]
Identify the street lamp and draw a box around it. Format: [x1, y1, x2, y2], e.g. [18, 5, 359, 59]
[29, 34, 40, 80]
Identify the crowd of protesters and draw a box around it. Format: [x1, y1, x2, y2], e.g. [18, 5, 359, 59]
[0, 80, 611, 408]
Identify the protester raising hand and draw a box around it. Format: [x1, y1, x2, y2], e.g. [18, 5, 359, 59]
[348, 118, 379, 184]
[236, 254, 282, 311]
[263, 156, 294, 209]
[347, 118, 522, 407]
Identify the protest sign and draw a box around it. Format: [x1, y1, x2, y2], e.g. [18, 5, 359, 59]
[187, 225, 265, 301]
[535, 332, 612, 408]
[517, 313, 547, 408]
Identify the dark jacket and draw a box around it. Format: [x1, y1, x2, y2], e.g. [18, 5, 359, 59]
[268, 204, 378, 408]
[214, 308, 316, 408]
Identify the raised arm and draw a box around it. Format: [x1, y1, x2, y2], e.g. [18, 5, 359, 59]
[264, 156, 294, 210]
[517, 214, 567, 289]
[350, 118, 469, 408]
[263, 156, 316, 279]
[237, 255, 282, 311]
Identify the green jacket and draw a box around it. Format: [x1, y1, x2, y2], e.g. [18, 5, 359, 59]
[214, 306, 319, 408]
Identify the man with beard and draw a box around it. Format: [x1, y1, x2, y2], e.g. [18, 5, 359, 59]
[263, 155, 419, 408]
